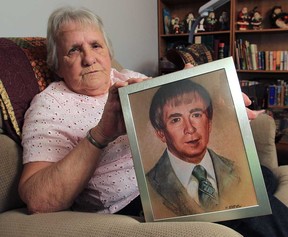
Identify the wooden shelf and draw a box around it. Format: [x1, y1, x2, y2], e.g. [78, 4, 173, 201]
[269, 106, 288, 109]
[161, 30, 230, 37]
[237, 70, 288, 73]
[235, 28, 288, 34]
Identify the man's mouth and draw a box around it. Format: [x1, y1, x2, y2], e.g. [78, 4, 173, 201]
[186, 138, 200, 145]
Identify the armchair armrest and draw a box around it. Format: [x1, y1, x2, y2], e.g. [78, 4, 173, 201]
[0, 208, 242, 237]
[250, 113, 278, 169]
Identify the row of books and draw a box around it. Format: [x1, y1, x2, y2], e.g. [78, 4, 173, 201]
[234, 39, 288, 71]
[240, 79, 288, 109]
[268, 80, 288, 107]
[240, 80, 260, 87]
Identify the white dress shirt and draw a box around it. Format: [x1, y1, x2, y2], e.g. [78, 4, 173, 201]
[168, 149, 219, 205]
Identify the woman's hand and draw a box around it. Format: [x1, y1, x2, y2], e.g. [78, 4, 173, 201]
[184, 63, 194, 69]
[242, 93, 265, 120]
[92, 78, 145, 145]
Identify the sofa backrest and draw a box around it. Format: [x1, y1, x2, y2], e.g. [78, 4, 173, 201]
[0, 37, 52, 212]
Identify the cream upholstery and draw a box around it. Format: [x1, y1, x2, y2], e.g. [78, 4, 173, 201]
[1, 37, 287, 237]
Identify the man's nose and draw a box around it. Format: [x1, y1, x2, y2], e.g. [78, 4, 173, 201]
[184, 119, 196, 134]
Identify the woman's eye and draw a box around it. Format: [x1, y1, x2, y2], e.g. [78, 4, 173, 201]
[92, 43, 101, 49]
[68, 47, 80, 55]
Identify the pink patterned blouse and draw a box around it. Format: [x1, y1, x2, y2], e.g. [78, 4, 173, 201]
[22, 68, 146, 213]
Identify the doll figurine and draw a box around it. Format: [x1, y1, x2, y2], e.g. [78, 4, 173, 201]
[204, 11, 218, 31]
[250, 9, 262, 30]
[196, 18, 205, 32]
[185, 12, 195, 33]
[237, 7, 250, 30]
[271, 6, 288, 29]
[171, 16, 180, 34]
[219, 11, 229, 30]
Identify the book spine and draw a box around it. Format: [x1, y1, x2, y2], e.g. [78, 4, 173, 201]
[268, 85, 276, 106]
[276, 51, 281, 70]
[234, 40, 240, 69]
[249, 44, 258, 70]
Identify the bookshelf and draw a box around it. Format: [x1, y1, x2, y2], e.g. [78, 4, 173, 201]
[158, 0, 288, 138]
[157, 0, 288, 110]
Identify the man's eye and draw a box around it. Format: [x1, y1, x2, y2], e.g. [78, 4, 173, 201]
[171, 117, 181, 124]
[191, 112, 203, 118]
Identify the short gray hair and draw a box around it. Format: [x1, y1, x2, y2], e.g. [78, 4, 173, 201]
[46, 6, 113, 72]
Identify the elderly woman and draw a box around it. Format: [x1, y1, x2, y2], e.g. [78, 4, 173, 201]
[19, 6, 146, 214]
[19, 6, 262, 217]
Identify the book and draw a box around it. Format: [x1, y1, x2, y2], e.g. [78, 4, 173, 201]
[234, 40, 240, 69]
[268, 85, 276, 106]
[265, 51, 269, 71]
[163, 8, 171, 35]
[276, 51, 281, 70]
[249, 44, 258, 70]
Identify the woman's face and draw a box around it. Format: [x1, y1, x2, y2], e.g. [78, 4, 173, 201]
[56, 21, 112, 96]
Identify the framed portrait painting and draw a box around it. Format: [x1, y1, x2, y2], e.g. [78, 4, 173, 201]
[119, 57, 271, 222]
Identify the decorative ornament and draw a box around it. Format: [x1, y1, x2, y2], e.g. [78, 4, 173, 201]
[271, 6, 288, 29]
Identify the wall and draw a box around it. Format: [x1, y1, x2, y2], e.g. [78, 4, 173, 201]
[0, 0, 158, 76]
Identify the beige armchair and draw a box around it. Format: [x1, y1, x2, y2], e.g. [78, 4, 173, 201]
[1, 37, 287, 237]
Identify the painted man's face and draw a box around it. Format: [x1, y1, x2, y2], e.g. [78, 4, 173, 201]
[156, 92, 212, 164]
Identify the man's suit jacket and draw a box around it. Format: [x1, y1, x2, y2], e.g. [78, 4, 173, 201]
[146, 148, 240, 216]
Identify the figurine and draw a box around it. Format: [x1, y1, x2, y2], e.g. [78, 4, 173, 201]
[270, 6, 288, 29]
[171, 16, 180, 34]
[204, 11, 218, 31]
[196, 18, 205, 32]
[250, 8, 262, 30]
[237, 7, 250, 30]
[185, 12, 196, 33]
[219, 11, 229, 30]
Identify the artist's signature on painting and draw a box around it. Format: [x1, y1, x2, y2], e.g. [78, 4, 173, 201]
[225, 204, 241, 209]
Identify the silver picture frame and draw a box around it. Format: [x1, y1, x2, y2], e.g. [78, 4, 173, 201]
[119, 57, 271, 222]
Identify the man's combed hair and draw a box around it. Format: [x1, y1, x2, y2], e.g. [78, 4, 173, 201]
[149, 80, 213, 130]
[46, 6, 114, 72]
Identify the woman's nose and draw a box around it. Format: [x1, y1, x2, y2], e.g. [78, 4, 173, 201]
[82, 48, 96, 66]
